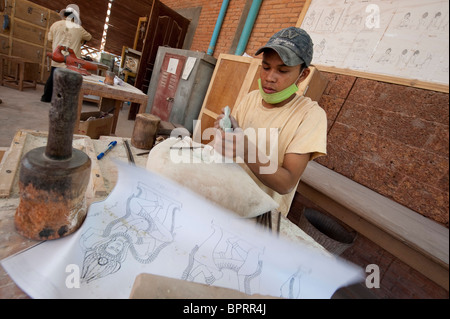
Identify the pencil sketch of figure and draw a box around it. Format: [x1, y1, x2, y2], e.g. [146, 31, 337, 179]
[280, 266, 312, 299]
[303, 10, 317, 30]
[317, 9, 336, 31]
[314, 39, 326, 60]
[182, 222, 263, 295]
[439, 15, 448, 32]
[399, 12, 412, 28]
[349, 14, 363, 29]
[79, 182, 181, 283]
[408, 50, 432, 69]
[428, 12, 443, 30]
[417, 12, 429, 30]
[336, 13, 362, 32]
[397, 49, 410, 68]
[376, 48, 393, 65]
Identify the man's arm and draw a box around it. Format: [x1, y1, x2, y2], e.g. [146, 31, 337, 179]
[81, 28, 92, 43]
[246, 150, 310, 195]
[213, 114, 310, 194]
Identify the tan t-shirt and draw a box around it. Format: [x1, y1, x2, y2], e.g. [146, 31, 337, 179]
[232, 90, 327, 216]
[48, 19, 92, 68]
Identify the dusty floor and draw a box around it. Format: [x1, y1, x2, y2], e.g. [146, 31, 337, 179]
[0, 84, 135, 148]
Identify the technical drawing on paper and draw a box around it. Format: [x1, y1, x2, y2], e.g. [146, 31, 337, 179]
[181, 222, 264, 295]
[280, 266, 312, 299]
[79, 182, 181, 283]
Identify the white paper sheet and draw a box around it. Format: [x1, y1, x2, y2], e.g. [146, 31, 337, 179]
[1, 161, 363, 299]
[167, 58, 179, 75]
[182, 57, 197, 80]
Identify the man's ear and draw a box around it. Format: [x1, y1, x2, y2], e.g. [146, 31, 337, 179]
[298, 67, 311, 84]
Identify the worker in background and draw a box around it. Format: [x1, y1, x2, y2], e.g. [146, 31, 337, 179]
[41, 4, 92, 103]
[214, 27, 327, 218]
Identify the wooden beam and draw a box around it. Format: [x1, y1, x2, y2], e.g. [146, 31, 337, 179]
[296, 0, 312, 27]
[315, 65, 449, 93]
[298, 182, 449, 291]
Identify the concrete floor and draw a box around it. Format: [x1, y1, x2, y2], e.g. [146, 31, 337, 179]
[0, 84, 136, 148]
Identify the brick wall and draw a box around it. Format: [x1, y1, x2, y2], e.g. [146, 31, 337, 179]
[342, 234, 448, 299]
[305, 73, 449, 297]
[317, 73, 449, 228]
[161, 0, 306, 58]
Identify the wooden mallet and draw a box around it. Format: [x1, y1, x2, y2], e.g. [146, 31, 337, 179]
[15, 68, 92, 240]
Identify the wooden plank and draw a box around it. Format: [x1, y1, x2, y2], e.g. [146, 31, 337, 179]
[201, 108, 218, 120]
[0, 130, 108, 199]
[14, 0, 49, 28]
[75, 75, 148, 134]
[301, 162, 449, 266]
[0, 147, 8, 163]
[82, 136, 108, 198]
[234, 58, 261, 108]
[316, 65, 449, 93]
[0, 35, 9, 55]
[12, 20, 46, 47]
[11, 39, 43, 64]
[195, 113, 217, 144]
[130, 273, 279, 299]
[302, 66, 329, 102]
[296, 0, 313, 27]
[298, 181, 449, 291]
[205, 58, 251, 114]
[0, 131, 26, 198]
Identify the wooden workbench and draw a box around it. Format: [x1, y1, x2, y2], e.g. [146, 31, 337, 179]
[0, 131, 148, 298]
[0, 130, 328, 299]
[76, 74, 148, 135]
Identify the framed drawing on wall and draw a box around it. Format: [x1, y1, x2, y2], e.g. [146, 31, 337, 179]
[297, 0, 449, 93]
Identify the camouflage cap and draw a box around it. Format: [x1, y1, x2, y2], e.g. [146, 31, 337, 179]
[256, 27, 314, 67]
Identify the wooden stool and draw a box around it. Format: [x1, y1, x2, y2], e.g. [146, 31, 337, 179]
[0, 54, 39, 91]
[131, 113, 161, 150]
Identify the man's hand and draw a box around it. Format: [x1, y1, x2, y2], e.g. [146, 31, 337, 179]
[213, 108, 245, 159]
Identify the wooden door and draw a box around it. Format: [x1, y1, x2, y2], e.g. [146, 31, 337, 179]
[151, 53, 186, 121]
[130, 0, 190, 120]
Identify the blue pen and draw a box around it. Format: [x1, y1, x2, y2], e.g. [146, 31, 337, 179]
[97, 141, 117, 160]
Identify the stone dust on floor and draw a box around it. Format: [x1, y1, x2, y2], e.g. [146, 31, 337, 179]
[0, 84, 136, 148]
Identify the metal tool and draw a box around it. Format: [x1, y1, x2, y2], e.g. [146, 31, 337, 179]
[14, 68, 92, 240]
[256, 211, 272, 232]
[123, 140, 135, 165]
[47, 45, 97, 76]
